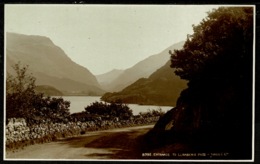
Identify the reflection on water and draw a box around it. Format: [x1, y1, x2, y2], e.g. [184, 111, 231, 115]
[60, 96, 173, 115]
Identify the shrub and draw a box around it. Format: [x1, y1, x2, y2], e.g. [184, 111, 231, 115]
[139, 108, 165, 118]
[84, 101, 133, 120]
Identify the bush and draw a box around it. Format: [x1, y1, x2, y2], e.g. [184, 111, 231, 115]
[139, 108, 165, 118]
[29, 96, 70, 124]
[84, 101, 133, 120]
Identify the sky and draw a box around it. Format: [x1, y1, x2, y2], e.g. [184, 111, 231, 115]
[5, 5, 222, 75]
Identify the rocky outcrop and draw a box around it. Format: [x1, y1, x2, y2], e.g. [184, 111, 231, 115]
[144, 78, 252, 159]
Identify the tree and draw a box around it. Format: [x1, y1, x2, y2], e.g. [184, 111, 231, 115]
[6, 62, 39, 118]
[6, 62, 70, 124]
[147, 7, 253, 157]
[170, 7, 253, 82]
[168, 7, 253, 135]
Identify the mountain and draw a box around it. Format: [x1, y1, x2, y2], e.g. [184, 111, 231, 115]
[101, 61, 187, 106]
[35, 85, 63, 96]
[102, 41, 185, 92]
[6, 32, 105, 96]
[96, 69, 124, 89]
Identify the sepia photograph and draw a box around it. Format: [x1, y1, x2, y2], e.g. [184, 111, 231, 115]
[3, 4, 255, 161]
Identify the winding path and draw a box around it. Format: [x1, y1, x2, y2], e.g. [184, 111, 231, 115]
[6, 125, 153, 160]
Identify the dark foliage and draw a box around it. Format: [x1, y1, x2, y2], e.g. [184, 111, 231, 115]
[6, 62, 70, 125]
[170, 7, 253, 82]
[139, 108, 165, 118]
[84, 101, 133, 120]
[170, 6, 253, 135]
[31, 96, 70, 123]
[6, 62, 37, 119]
[147, 7, 253, 159]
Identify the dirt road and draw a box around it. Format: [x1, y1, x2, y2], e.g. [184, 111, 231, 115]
[5, 125, 153, 160]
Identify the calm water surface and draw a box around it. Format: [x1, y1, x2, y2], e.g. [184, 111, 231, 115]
[60, 96, 173, 115]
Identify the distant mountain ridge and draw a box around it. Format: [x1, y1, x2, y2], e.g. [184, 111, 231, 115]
[101, 61, 187, 106]
[96, 69, 124, 88]
[6, 32, 105, 96]
[99, 41, 185, 92]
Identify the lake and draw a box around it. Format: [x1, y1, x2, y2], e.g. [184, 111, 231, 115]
[60, 96, 173, 115]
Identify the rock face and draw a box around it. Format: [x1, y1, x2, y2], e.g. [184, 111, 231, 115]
[6, 32, 105, 96]
[101, 61, 187, 106]
[101, 41, 185, 92]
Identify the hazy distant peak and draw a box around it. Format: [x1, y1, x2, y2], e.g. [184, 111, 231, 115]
[112, 68, 124, 72]
[96, 69, 124, 76]
[103, 40, 185, 92]
[96, 69, 124, 87]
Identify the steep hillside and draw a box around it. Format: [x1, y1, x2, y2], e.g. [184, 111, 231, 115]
[103, 41, 184, 92]
[101, 61, 187, 106]
[6, 32, 105, 95]
[35, 85, 63, 96]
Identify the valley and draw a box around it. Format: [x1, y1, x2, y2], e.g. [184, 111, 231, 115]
[6, 32, 186, 106]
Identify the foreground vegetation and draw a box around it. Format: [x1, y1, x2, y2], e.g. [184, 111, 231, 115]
[6, 115, 160, 151]
[6, 6, 253, 159]
[6, 63, 166, 151]
[6, 62, 71, 125]
[145, 7, 253, 159]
